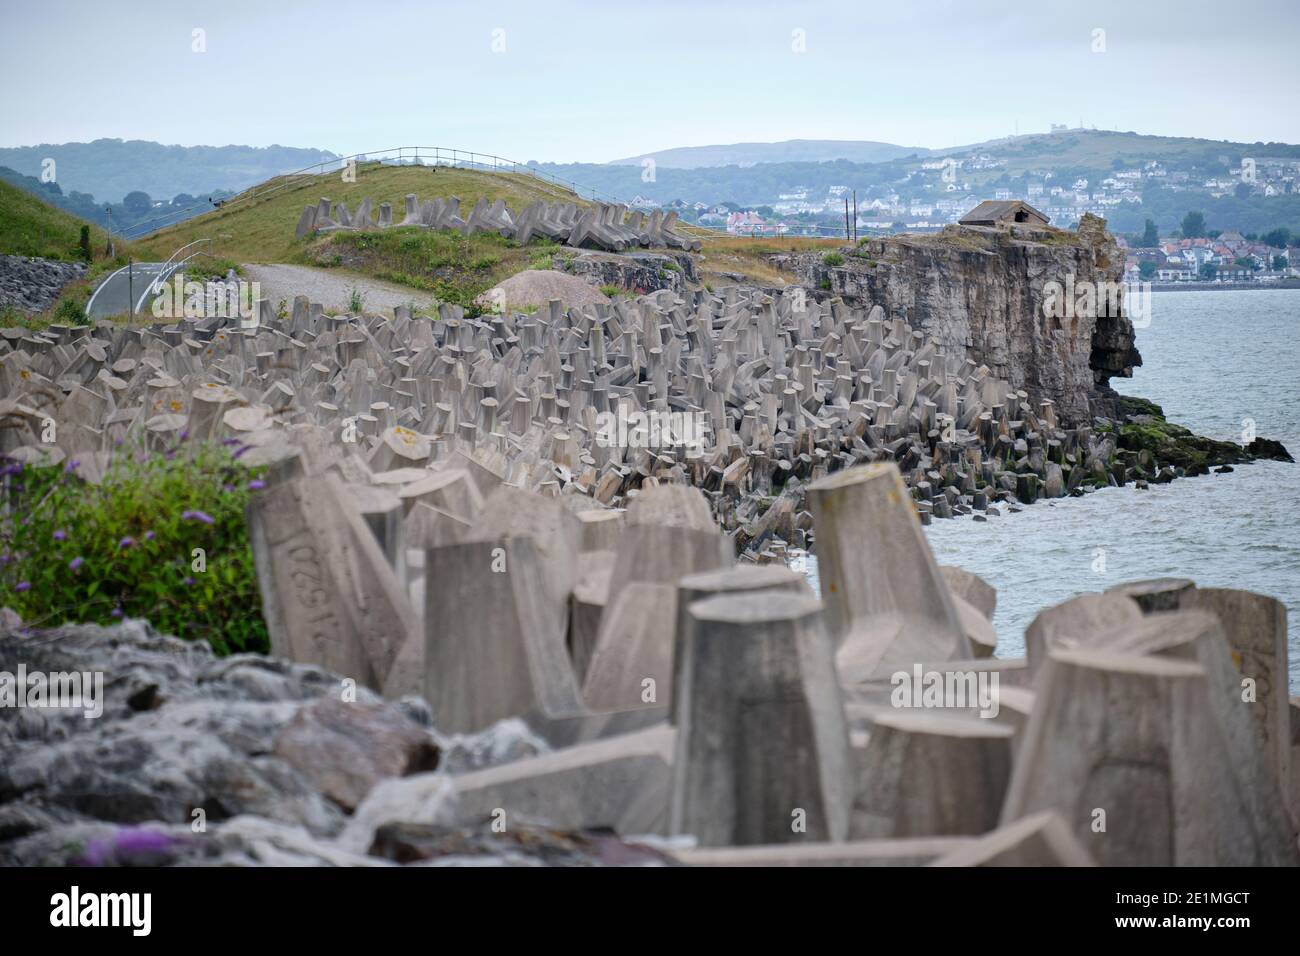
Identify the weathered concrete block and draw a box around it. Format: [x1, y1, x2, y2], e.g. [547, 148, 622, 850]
[675, 836, 974, 867]
[582, 485, 731, 712]
[450, 724, 674, 835]
[1024, 591, 1142, 679]
[1002, 646, 1298, 866]
[671, 592, 849, 847]
[246, 474, 418, 694]
[930, 810, 1096, 866]
[424, 537, 583, 734]
[850, 710, 1013, 839]
[807, 463, 970, 682]
[1197, 587, 1291, 811]
[1091, 608, 1297, 855]
[1107, 577, 1198, 613]
[939, 565, 997, 620]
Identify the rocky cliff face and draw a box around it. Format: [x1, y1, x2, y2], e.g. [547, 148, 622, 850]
[779, 214, 1141, 425]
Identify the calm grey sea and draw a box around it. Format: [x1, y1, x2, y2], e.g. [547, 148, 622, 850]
[803, 288, 1300, 692]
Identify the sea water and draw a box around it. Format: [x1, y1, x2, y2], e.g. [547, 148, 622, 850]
[803, 288, 1300, 691]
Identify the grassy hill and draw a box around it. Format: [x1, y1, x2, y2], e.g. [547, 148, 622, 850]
[131, 163, 591, 263]
[0, 177, 137, 327]
[0, 175, 112, 260]
[943, 129, 1300, 173]
[126, 164, 612, 311]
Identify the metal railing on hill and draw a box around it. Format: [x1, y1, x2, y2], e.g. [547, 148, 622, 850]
[120, 146, 638, 240]
[132, 237, 216, 313]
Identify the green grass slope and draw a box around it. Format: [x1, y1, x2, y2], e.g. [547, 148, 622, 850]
[131, 163, 591, 265]
[0, 176, 110, 260]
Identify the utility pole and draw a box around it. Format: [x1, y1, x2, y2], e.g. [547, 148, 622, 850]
[852, 190, 858, 242]
[104, 205, 116, 258]
[844, 198, 850, 241]
[128, 258, 134, 319]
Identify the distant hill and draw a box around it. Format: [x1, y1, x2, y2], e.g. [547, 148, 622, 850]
[935, 128, 1300, 171]
[538, 128, 1300, 234]
[608, 139, 928, 168]
[0, 140, 339, 204]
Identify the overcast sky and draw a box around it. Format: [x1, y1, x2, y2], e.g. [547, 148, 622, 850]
[3, 0, 1298, 161]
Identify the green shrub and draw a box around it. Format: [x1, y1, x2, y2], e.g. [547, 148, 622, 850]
[78, 225, 92, 262]
[599, 284, 621, 297]
[54, 296, 88, 326]
[0, 441, 269, 654]
[348, 285, 365, 313]
[823, 252, 844, 267]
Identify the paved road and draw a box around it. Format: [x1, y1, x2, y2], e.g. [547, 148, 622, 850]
[241, 264, 440, 316]
[87, 262, 170, 319]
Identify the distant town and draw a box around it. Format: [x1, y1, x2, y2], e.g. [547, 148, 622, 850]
[621, 124, 1300, 284]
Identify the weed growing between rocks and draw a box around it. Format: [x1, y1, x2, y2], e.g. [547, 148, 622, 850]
[0, 439, 269, 654]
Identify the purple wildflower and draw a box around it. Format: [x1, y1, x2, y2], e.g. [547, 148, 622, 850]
[232, 444, 251, 460]
[222, 437, 240, 446]
[15, 581, 30, 592]
[223, 483, 235, 493]
[118, 536, 135, 549]
[183, 576, 196, 586]
[182, 510, 215, 525]
[78, 826, 181, 867]
[114, 827, 178, 856]
[110, 608, 123, 618]
[144, 530, 156, 541]
[69, 557, 84, 571]
[248, 479, 266, 490]
[53, 530, 67, 541]
[65, 459, 80, 473]
[177, 429, 189, 441]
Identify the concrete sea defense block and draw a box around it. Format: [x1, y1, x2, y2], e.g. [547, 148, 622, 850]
[423, 537, 584, 735]
[582, 485, 731, 712]
[246, 474, 418, 694]
[1023, 591, 1142, 679]
[1001, 646, 1298, 866]
[849, 710, 1013, 839]
[929, 810, 1096, 866]
[450, 723, 675, 835]
[675, 837, 975, 867]
[807, 462, 970, 682]
[1196, 587, 1291, 806]
[672, 591, 850, 846]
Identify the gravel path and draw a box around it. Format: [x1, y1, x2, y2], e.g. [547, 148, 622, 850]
[241, 264, 438, 315]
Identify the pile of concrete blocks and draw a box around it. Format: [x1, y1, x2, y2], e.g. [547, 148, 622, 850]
[4, 296, 1297, 862]
[232, 453, 1293, 867]
[1, 280, 1152, 577]
[295, 194, 703, 253]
